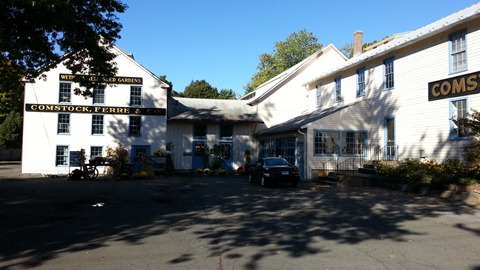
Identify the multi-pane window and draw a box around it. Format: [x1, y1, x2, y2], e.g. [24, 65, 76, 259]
[276, 138, 296, 164]
[220, 124, 233, 140]
[342, 131, 366, 155]
[194, 124, 207, 139]
[334, 77, 341, 102]
[316, 84, 322, 108]
[90, 146, 103, 158]
[219, 143, 231, 160]
[450, 31, 467, 73]
[56, 145, 69, 166]
[130, 86, 142, 106]
[357, 67, 366, 97]
[314, 131, 339, 155]
[384, 57, 394, 90]
[314, 130, 367, 156]
[451, 98, 468, 139]
[259, 139, 275, 158]
[93, 85, 106, 104]
[92, 115, 104, 135]
[57, 114, 70, 134]
[59, 83, 71, 103]
[129, 116, 141, 135]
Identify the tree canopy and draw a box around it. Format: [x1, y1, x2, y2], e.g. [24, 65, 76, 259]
[0, 111, 22, 149]
[178, 80, 237, 100]
[244, 29, 322, 94]
[0, 0, 127, 97]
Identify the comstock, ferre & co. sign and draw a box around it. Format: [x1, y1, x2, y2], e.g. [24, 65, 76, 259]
[428, 71, 480, 101]
[25, 104, 166, 116]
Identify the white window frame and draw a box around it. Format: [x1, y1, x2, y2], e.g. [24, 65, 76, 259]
[334, 77, 341, 103]
[449, 30, 467, 73]
[450, 97, 469, 140]
[57, 114, 70, 134]
[59, 83, 71, 103]
[56, 145, 69, 166]
[356, 67, 366, 97]
[91, 115, 104, 135]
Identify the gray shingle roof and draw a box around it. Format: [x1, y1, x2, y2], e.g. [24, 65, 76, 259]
[168, 97, 263, 122]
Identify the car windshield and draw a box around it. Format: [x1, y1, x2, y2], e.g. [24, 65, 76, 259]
[264, 158, 289, 166]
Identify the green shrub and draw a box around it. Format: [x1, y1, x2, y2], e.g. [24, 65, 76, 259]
[376, 158, 479, 188]
[459, 178, 478, 185]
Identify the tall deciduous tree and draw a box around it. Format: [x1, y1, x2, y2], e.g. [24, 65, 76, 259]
[0, 111, 22, 149]
[217, 89, 237, 100]
[183, 80, 219, 99]
[0, 0, 127, 97]
[245, 29, 322, 93]
[182, 80, 237, 100]
[0, 57, 24, 118]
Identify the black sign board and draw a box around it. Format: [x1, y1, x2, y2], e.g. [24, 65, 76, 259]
[59, 74, 143, 85]
[25, 104, 166, 116]
[428, 71, 480, 101]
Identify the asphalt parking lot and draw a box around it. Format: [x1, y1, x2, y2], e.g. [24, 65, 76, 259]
[1, 162, 480, 270]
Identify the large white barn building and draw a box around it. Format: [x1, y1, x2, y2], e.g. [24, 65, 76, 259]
[22, 3, 480, 179]
[247, 3, 480, 179]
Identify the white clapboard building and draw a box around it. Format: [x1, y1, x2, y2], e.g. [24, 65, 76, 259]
[22, 3, 480, 179]
[22, 46, 170, 175]
[246, 3, 480, 179]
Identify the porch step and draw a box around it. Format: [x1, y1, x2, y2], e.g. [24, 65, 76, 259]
[319, 172, 342, 186]
[357, 160, 377, 175]
[358, 167, 376, 175]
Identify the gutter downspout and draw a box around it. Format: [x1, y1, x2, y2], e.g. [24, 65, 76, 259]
[297, 128, 307, 180]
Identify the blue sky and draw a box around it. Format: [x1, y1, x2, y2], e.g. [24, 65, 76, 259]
[116, 0, 479, 97]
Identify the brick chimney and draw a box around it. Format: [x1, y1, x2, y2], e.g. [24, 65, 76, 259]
[353, 30, 363, 56]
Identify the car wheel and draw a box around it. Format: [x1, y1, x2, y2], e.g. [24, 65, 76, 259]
[261, 176, 268, 187]
[291, 179, 299, 187]
[248, 174, 254, 183]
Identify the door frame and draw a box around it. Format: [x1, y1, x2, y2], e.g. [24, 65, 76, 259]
[384, 116, 396, 160]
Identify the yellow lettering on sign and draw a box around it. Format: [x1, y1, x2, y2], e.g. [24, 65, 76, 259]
[452, 78, 466, 94]
[431, 83, 440, 97]
[440, 82, 451, 96]
[467, 74, 478, 91]
[60, 74, 76, 81]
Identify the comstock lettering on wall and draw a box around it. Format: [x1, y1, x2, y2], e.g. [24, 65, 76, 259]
[428, 71, 480, 101]
[59, 74, 143, 85]
[25, 104, 166, 116]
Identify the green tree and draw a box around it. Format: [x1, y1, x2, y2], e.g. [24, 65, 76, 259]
[0, 0, 127, 97]
[181, 80, 236, 100]
[217, 89, 237, 100]
[339, 43, 354, 59]
[0, 111, 22, 149]
[183, 80, 219, 99]
[245, 29, 322, 93]
[0, 57, 24, 118]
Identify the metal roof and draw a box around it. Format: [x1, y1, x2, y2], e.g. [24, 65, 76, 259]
[253, 100, 365, 136]
[304, 2, 480, 86]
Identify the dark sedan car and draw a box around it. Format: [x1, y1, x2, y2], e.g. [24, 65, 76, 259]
[248, 157, 300, 187]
